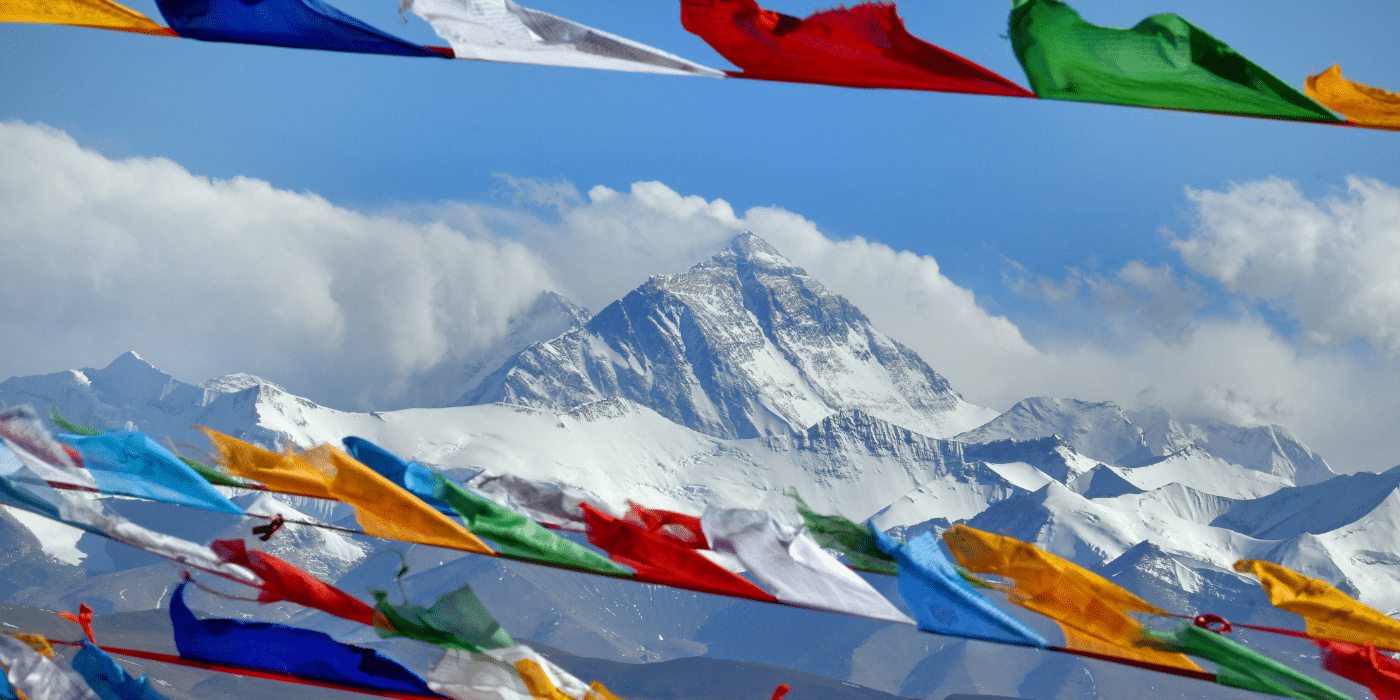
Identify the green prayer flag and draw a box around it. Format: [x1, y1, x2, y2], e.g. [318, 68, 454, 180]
[792, 492, 898, 576]
[431, 474, 631, 577]
[179, 455, 252, 489]
[372, 584, 514, 652]
[1144, 624, 1355, 700]
[1009, 0, 1340, 122]
[48, 407, 102, 435]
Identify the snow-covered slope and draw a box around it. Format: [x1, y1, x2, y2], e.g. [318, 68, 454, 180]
[460, 232, 995, 440]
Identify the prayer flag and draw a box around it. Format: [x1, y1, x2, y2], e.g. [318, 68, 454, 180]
[0, 406, 96, 491]
[792, 493, 897, 576]
[427, 644, 618, 700]
[59, 432, 243, 514]
[624, 502, 706, 548]
[0, 0, 174, 35]
[345, 437, 626, 575]
[1144, 624, 1354, 700]
[702, 508, 912, 623]
[874, 530, 1047, 646]
[474, 475, 612, 533]
[582, 503, 776, 602]
[200, 429, 494, 555]
[153, 0, 445, 56]
[1235, 559, 1400, 650]
[372, 582, 514, 652]
[1307, 66, 1400, 129]
[401, 0, 722, 76]
[1318, 639, 1400, 700]
[71, 641, 170, 700]
[211, 538, 377, 626]
[1008, 0, 1340, 121]
[944, 524, 1200, 671]
[170, 582, 435, 696]
[682, 0, 1033, 96]
[0, 633, 98, 700]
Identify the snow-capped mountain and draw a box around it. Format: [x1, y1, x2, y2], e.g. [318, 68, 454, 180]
[459, 232, 997, 440]
[1, 232, 1395, 699]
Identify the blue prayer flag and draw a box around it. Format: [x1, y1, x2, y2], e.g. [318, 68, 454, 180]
[875, 530, 1048, 647]
[154, 0, 446, 57]
[342, 437, 454, 514]
[59, 432, 243, 515]
[170, 583, 437, 696]
[72, 642, 170, 700]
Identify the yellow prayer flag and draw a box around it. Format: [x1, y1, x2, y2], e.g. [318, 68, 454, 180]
[1235, 559, 1400, 650]
[200, 428, 494, 555]
[1306, 65, 1400, 129]
[3, 633, 53, 659]
[0, 0, 175, 36]
[944, 525, 1201, 672]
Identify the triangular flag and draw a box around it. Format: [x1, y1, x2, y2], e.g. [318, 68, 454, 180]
[1144, 624, 1354, 700]
[1306, 65, 1400, 129]
[154, 0, 445, 56]
[372, 582, 515, 652]
[0, 0, 174, 35]
[211, 538, 377, 626]
[1236, 559, 1400, 650]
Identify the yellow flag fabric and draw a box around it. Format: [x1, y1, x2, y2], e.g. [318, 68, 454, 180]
[200, 428, 493, 555]
[0, 0, 175, 35]
[944, 525, 1201, 671]
[1306, 65, 1400, 129]
[1236, 559, 1400, 650]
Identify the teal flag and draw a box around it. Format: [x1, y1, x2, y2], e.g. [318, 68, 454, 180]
[1009, 0, 1339, 121]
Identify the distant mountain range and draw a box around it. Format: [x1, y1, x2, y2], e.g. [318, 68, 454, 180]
[0, 232, 1386, 700]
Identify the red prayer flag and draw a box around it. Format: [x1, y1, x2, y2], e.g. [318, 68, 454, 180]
[582, 503, 777, 603]
[680, 0, 1034, 96]
[1319, 639, 1400, 700]
[212, 538, 377, 626]
[623, 501, 707, 548]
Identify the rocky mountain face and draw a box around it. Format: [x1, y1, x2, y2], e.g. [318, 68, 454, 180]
[459, 232, 996, 440]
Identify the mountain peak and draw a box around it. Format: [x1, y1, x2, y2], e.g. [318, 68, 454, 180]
[699, 231, 804, 277]
[102, 350, 158, 374]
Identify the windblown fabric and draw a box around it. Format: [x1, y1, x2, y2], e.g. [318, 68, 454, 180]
[624, 502, 706, 548]
[1235, 559, 1400, 650]
[372, 583, 514, 652]
[0, 0, 174, 35]
[582, 503, 776, 602]
[201, 429, 494, 555]
[1008, 0, 1340, 121]
[1318, 639, 1400, 700]
[211, 538, 376, 626]
[427, 644, 616, 700]
[792, 494, 897, 576]
[0, 634, 98, 700]
[0, 406, 96, 491]
[0, 457, 258, 586]
[179, 456, 250, 489]
[944, 525, 1200, 671]
[1307, 65, 1400, 129]
[474, 475, 612, 533]
[72, 641, 170, 700]
[682, 0, 1032, 96]
[874, 531, 1047, 646]
[170, 583, 435, 695]
[702, 508, 911, 623]
[153, 0, 444, 56]
[402, 0, 722, 76]
[60, 432, 243, 514]
[343, 437, 624, 576]
[1144, 624, 1354, 700]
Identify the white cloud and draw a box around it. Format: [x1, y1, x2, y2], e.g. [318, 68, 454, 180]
[1173, 177, 1400, 351]
[0, 121, 555, 409]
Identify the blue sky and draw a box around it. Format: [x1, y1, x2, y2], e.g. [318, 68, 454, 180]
[2, 0, 1399, 469]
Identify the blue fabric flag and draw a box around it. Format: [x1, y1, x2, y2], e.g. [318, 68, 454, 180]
[0, 664, 17, 700]
[343, 437, 455, 514]
[875, 530, 1048, 647]
[153, 0, 446, 57]
[73, 642, 170, 700]
[59, 432, 243, 515]
[170, 583, 437, 696]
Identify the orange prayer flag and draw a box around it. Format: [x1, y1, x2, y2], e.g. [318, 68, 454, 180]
[199, 428, 493, 555]
[1236, 559, 1400, 650]
[1306, 65, 1400, 129]
[944, 524, 1201, 672]
[0, 0, 176, 35]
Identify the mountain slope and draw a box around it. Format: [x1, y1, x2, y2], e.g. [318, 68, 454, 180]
[460, 232, 995, 440]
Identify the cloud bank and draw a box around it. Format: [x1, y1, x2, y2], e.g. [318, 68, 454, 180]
[3, 121, 1399, 471]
